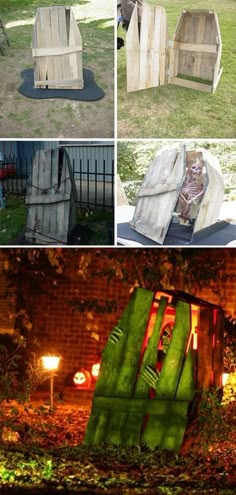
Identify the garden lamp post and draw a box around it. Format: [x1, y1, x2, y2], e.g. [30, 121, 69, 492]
[41, 355, 60, 409]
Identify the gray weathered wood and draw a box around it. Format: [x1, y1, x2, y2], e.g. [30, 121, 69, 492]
[169, 10, 222, 92]
[126, 4, 168, 92]
[32, 6, 83, 89]
[25, 148, 76, 244]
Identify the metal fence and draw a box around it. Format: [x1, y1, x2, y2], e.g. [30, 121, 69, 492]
[0, 147, 114, 210]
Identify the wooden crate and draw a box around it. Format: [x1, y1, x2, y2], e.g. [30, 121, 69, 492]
[32, 6, 83, 89]
[169, 10, 223, 93]
[126, 6, 222, 93]
[25, 148, 77, 244]
[84, 288, 224, 451]
[130, 146, 224, 244]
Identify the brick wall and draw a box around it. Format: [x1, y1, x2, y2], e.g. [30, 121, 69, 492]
[22, 248, 236, 391]
[1, 248, 235, 391]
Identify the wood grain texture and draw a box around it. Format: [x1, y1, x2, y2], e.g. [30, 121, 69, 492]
[130, 147, 186, 244]
[193, 149, 224, 233]
[169, 10, 222, 92]
[32, 6, 83, 89]
[126, 4, 168, 92]
[25, 148, 76, 244]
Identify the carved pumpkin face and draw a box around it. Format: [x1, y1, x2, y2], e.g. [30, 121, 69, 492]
[73, 369, 91, 389]
[91, 362, 100, 380]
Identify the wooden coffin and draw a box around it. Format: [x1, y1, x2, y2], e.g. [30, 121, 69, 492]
[84, 288, 224, 451]
[130, 147, 224, 244]
[25, 148, 77, 244]
[126, 7, 222, 93]
[169, 10, 223, 93]
[32, 6, 83, 89]
[126, 4, 169, 92]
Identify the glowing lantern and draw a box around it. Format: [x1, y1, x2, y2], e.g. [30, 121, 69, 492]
[73, 369, 92, 389]
[41, 355, 61, 409]
[41, 355, 60, 372]
[91, 362, 100, 380]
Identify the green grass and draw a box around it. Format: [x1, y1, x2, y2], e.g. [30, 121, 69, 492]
[118, 0, 236, 138]
[0, 197, 27, 244]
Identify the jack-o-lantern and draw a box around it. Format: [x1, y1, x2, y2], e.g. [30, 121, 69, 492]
[91, 362, 100, 380]
[73, 369, 91, 389]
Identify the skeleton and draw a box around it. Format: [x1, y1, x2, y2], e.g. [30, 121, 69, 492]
[176, 159, 205, 224]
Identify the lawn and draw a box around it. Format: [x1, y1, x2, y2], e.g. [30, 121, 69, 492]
[0, 385, 235, 494]
[0, 1, 114, 138]
[117, 0, 236, 138]
[0, 197, 114, 245]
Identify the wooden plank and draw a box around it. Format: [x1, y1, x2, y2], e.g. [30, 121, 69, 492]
[172, 42, 217, 54]
[84, 288, 154, 444]
[155, 301, 191, 399]
[139, 5, 156, 90]
[69, 10, 84, 89]
[32, 46, 82, 57]
[25, 193, 71, 205]
[126, 4, 140, 92]
[57, 151, 70, 242]
[33, 11, 46, 88]
[34, 78, 83, 86]
[197, 308, 214, 389]
[124, 297, 168, 445]
[93, 396, 189, 415]
[193, 149, 224, 233]
[50, 149, 60, 239]
[159, 7, 168, 85]
[40, 7, 55, 88]
[212, 67, 223, 93]
[169, 76, 212, 92]
[42, 150, 52, 235]
[212, 309, 224, 387]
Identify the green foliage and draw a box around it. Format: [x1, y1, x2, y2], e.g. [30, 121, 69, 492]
[0, 335, 49, 402]
[0, 197, 27, 245]
[197, 389, 225, 443]
[117, 141, 236, 205]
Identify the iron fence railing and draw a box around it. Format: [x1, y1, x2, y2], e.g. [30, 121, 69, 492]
[0, 152, 114, 210]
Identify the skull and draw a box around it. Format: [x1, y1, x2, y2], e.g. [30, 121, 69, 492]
[190, 160, 202, 175]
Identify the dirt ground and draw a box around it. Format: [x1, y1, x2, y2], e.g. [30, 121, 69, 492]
[0, 2, 114, 138]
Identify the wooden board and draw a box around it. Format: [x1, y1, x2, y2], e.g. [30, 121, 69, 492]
[32, 7, 83, 89]
[25, 148, 76, 244]
[169, 10, 222, 92]
[193, 149, 224, 234]
[130, 146, 186, 244]
[126, 4, 168, 92]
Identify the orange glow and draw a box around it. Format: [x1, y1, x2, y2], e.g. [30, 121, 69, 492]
[41, 355, 60, 371]
[222, 373, 229, 387]
[73, 369, 92, 388]
[155, 291, 173, 303]
[91, 362, 100, 379]
[193, 332, 198, 350]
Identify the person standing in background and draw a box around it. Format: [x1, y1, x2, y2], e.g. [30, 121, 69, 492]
[120, 0, 143, 31]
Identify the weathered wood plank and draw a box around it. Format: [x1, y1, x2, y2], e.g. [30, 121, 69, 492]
[155, 301, 191, 399]
[32, 6, 83, 89]
[130, 147, 186, 244]
[25, 148, 76, 244]
[169, 76, 212, 92]
[126, 4, 140, 93]
[193, 149, 224, 233]
[84, 288, 154, 444]
[169, 10, 222, 92]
